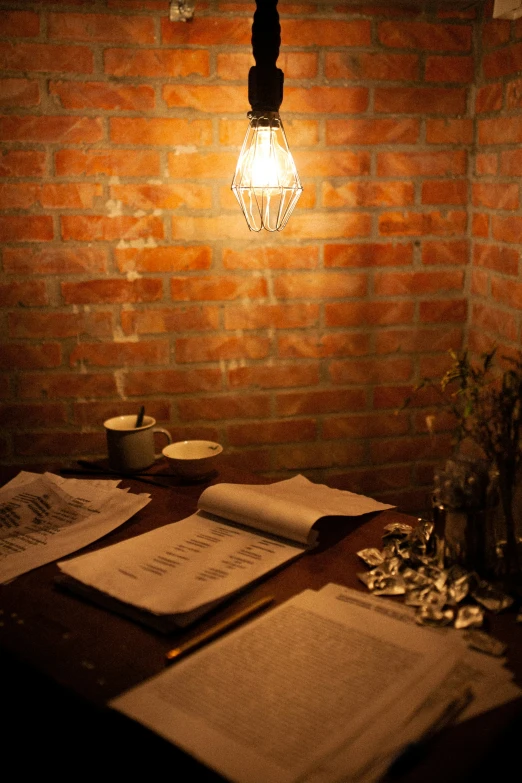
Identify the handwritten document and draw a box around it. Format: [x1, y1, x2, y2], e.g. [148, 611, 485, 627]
[111, 586, 464, 783]
[57, 474, 393, 628]
[0, 471, 150, 583]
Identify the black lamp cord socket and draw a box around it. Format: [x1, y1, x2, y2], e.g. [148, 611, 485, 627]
[248, 0, 284, 113]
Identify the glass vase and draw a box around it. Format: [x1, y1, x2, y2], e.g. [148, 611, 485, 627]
[486, 467, 522, 590]
[432, 456, 497, 577]
[443, 507, 492, 575]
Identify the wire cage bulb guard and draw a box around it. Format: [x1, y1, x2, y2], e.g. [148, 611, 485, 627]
[232, 111, 302, 232]
[231, 0, 302, 232]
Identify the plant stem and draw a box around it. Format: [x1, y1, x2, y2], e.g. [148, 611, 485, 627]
[497, 461, 520, 577]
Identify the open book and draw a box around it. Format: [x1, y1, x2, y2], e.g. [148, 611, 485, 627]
[56, 475, 392, 632]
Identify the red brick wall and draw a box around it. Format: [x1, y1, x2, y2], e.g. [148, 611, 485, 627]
[0, 1, 482, 511]
[471, 5, 522, 357]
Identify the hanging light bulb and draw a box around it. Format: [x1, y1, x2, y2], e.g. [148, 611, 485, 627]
[233, 111, 301, 232]
[231, 0, 302, 232]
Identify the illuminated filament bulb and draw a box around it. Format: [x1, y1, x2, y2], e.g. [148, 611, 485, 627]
[232, 111, 302, 232]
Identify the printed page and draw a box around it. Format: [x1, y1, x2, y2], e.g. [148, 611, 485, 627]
[111, 587, 461, 783]
[198, 474, 394, 546]
[300, 584, 522, 783]
[0, 472, 150, 583]
[7, 470, 122, 494]
[58, 511, 305, 616]
[317, 584, 520, 721]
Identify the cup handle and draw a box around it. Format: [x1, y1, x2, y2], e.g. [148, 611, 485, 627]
[154, 428, 172, 460]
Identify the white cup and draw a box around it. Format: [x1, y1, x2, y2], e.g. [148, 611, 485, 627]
[104, 415, 172, 473]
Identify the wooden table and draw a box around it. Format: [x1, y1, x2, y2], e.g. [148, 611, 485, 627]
[1, 463, 521, 781]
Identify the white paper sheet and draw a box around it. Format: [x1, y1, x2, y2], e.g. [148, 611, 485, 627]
[198, 474, 394, 545]
[0, 471, 150, 583]
[305, 585, 522, 783]
[317, 583, 519, 718]
[111, 587, 462, 783]
[58, 511, 305, 615]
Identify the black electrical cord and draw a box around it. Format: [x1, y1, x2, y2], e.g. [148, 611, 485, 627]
[248, 0, 284, 113]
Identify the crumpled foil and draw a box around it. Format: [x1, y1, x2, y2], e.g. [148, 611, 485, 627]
[357, 519, 514, 636]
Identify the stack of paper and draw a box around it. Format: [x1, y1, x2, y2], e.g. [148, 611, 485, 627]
[302, 585, 522, 783]
[57, 474, 393, 630]
[0, 471, 150, 583]
[110, 583, 520, 783]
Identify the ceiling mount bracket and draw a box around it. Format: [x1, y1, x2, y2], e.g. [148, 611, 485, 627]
[169, 1, 195, 22]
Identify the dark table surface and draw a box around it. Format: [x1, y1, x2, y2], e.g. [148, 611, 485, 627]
[1, 461, 521, 781]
